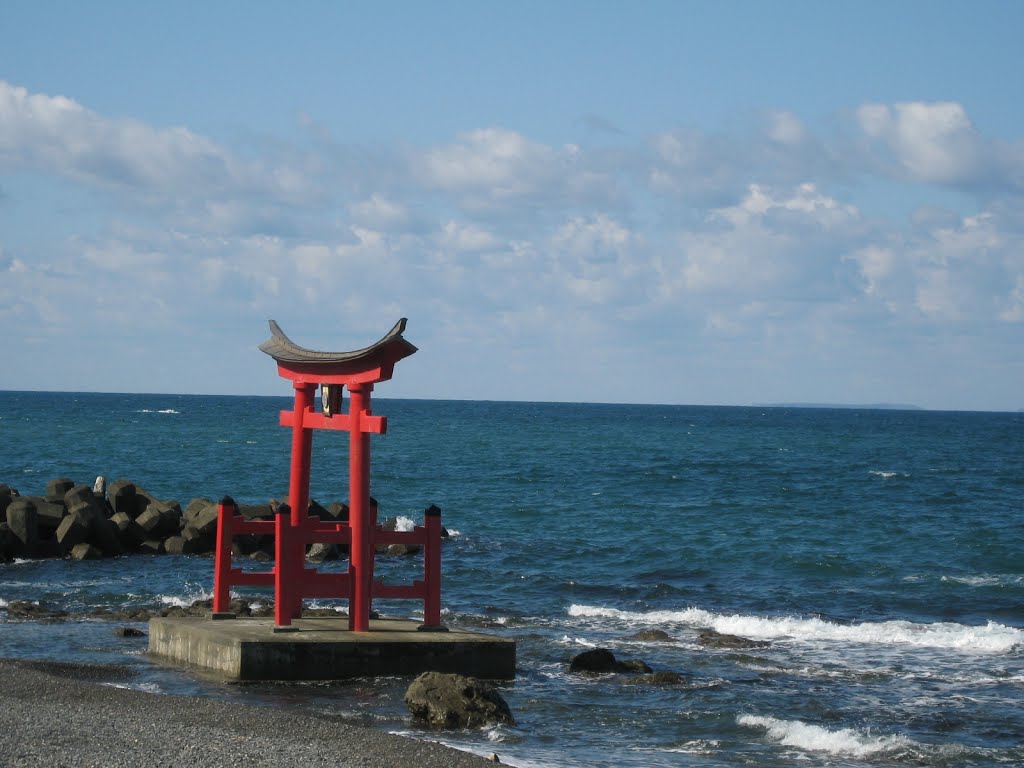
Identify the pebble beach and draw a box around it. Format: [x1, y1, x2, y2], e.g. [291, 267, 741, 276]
[0, 659, 500, 768]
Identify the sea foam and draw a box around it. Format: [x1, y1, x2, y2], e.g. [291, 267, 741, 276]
[567, 605, 1024, 653]
[738, 715, 912, 757]
[158, 583, 213, 608]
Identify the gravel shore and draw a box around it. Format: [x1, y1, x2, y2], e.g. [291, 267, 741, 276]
[0, 658, 503, 768]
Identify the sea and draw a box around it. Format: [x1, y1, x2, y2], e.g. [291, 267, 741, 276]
[1, 390, 1022, 768]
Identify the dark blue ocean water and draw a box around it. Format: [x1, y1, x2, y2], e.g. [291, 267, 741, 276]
[1, 391, 1022, 767]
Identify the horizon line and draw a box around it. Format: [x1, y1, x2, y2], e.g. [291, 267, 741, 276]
[1, 388, 1020, 415]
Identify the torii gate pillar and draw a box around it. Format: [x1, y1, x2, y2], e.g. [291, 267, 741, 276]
[259, 318, 417, 631]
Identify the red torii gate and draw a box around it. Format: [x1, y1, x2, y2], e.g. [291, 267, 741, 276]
[212, 319, 442, 632]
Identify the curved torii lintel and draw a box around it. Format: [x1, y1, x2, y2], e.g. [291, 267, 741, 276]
[259, 318, 417, 367]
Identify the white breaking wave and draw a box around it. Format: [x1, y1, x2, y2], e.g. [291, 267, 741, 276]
[869, 470, 907, 479]
[567, 605, 1024, 653]
[101, 681, 163, 693]
[394, 515, 416, 532]
[138, 409, 180, 414]
[942, 574, 1024, 588]
[158, 583, 213, 608]
[739, 715, 912, 757]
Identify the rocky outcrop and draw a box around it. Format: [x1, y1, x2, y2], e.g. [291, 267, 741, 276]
[627, 671, 686, 685]
[698, 630, 771, 650]
[404, 672, 515, 729]
[5, 601, 69, 620]
[628, 629, 674, 642]
[569, 648, 652, 674]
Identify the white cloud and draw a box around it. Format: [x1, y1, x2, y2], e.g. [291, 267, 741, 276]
[437, 220, 500, 253]
[0, 81, 238, 191]
[1001, 276, 1024, 322]
[417, 127, 559, 198]
[658, 183, 862, 301]
[768, 111, 805, 145]
[848, 245, 895, 296]
[349, 195, 408, 230]
[857, 101, 983, 184]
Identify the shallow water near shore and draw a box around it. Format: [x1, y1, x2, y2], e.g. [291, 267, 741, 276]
[2, 391, 1023, 767]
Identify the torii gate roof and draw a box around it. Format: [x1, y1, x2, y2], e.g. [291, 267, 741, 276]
[259, 318, 417, 367]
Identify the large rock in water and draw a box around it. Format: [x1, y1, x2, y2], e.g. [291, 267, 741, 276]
[569, 648, 653, 674]
[404, 672, 515, 729]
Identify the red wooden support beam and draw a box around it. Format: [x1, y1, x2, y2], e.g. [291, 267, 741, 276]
[422, 505, 443, 628]
[213, 497, 237, 614]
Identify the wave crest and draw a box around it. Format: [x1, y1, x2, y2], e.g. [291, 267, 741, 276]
[738, 715, 912, 757]
[567, 604, 1023, 653]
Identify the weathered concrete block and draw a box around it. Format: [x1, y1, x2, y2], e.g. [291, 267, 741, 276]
[306, 542, 338, 562]
[164, 535, 200, 556]
[148, 617, 517, 681]
[187, 504, 220, 536]
[139, 539, 164, 555]
[383, 543, 421, 556]
[0, 522, 14, 560]
[157, 502, 183, 534]
[6, 499, 39, 556]
[107, 480, 141, 517]
[64, 484, 106, 527]
[130, 499, 181, 537]
[238, 504, 274, 521]
[183, 497, 212, 526]
[56, 513, 88, 551]
[69, 542, 103, 560]
[88, 517, 123, 556]
[181, 525, 214, 554]
[32, 498, 66, 532]
[135, 506, 163, 534]
[64, 483, 97, 509]
[110, 511, 146, 546]
[45, 477, 76, 503]
[325, 502, 350, 521]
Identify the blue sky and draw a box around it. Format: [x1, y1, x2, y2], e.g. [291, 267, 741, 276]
[2, 2, 1022, 410]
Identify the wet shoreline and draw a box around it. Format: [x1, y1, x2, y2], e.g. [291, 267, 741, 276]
[0, 658, 502, 768]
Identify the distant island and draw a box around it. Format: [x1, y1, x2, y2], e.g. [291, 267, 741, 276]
[753, 403, 923, 411]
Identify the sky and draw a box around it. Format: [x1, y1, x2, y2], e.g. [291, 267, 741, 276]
[1, 2, 1022, 411]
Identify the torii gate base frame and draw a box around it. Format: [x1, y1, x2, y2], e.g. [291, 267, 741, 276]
[211, 319, 442, 632]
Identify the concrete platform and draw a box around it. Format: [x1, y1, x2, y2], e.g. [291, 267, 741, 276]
[148, 616, 516, 681]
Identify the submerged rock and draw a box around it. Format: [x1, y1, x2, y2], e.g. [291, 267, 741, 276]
[5, 601, 68, 620]
[628, 671, 686, 685]
[628, 629, 674, 642]
[114, 627, 146, 638]
[404, 671, 515, 729]
[698, 630, 771, 650]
